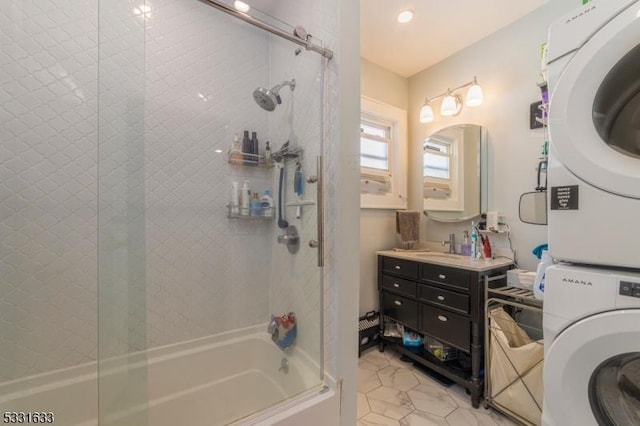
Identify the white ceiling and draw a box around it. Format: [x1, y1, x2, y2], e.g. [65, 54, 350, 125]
[361, 0, 550, 77]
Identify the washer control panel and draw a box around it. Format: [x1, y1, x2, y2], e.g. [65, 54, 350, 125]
[619, 281, 640, 298]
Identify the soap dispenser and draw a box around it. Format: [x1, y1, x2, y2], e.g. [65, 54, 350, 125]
[461, 231, 471, 256]
[470, 221, 479, 260]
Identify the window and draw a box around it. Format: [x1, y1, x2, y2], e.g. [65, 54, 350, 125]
[424, 137, 451, 180]
[423, 127, 464, 211]
[360, 97, 407, 209]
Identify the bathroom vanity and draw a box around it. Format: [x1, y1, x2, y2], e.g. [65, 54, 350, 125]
[377, 250, 512, 408]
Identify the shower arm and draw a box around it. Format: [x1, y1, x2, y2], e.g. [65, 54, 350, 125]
[272, 79, 296, 93]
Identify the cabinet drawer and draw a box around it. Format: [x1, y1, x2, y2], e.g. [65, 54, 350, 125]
[381, 275, 417, 297]
[382, 292, 418, 330]
[420, 264, 470, 291]
[382, 257, 419, 279]
[420, 305, 470, 352]
[419, 285, 469, 315]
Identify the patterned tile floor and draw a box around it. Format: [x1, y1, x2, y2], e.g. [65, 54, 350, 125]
[357, 347, 520, 426]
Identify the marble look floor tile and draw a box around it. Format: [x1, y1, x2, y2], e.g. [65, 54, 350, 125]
[367, 386, 415, 420]
[411, 368, 448, 390]
[360, 349, 391, 371]
[383, 348, 413, 368]
[358, 392, 371, 419]
[445, 384, 473, 408]
[399, 410, 449, 426]
[359, 365, 383, 393]
[407, 384, 458, 418]
[358, 413, 401, 426]
[445, 407, 500, 426]
[488, 410, 520, 426]
[378, 365, 419, 391]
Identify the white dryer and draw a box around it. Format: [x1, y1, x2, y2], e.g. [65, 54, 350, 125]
[547, 0, 640, 268]
[542, 264, 640, 426]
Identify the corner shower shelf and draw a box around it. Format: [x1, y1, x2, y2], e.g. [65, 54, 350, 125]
[226, 204, 274, 220]
[227, 150, 274, 168]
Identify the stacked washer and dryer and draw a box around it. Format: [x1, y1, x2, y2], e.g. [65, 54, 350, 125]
[542, 0, 640, 425]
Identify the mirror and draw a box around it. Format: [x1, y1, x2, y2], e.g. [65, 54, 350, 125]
[423, 124, 488, 222]
[519, 191, 548, 225]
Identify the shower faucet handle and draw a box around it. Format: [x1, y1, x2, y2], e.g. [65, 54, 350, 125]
[306, 175, 318, 184]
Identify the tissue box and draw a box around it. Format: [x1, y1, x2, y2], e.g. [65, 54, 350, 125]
[507, 269, 536, 291]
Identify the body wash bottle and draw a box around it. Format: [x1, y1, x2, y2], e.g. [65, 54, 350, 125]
[240, 181, 250, 216]
[230, 181, 240, 215]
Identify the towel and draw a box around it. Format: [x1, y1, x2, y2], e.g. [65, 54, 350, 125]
[268, 312, 297, 350]
[396, 210, 420, 243]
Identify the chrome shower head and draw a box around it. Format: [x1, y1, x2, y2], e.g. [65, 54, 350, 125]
[253, 79, 296, 111]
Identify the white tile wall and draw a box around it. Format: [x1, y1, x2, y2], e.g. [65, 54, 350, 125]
[0, 0, 99, 381]
[1, 0, 334, 384]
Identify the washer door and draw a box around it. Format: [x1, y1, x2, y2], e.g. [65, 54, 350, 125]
[549, 1, 640, 199]
[544, 310, 640, 426]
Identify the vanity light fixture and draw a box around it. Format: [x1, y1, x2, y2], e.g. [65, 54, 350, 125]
[397, 10, 414, 24]
[419, 76, 484, 123]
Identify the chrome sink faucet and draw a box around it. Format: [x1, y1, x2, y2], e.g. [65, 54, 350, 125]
[441, 233, 456, 254]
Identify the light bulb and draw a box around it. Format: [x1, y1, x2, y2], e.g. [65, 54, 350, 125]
[441, 93, 461, 116]
[420, 103, 434, 123]
[397, 10, 414, 24]
[466, 78, 483, 107]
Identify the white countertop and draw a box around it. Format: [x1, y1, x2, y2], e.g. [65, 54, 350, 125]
[377, 250, 513, 272]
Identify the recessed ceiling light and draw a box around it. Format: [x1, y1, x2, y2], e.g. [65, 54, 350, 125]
[234, 1, 250, 13]
[397, 10, 414, 24]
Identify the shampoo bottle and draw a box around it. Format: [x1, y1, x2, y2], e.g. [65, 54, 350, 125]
[242, 131, 251, 165]
[250, 132, 259, 166]
[240, 181, 250, 216]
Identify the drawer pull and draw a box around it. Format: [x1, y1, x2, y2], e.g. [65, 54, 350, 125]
[395, 265, 401, 270]
[437, 295, 445, 301]
[393, 283, 400, 288]
[394, 300, 403, 306]
[438, 315, 448, 322]
[438, 274, 446, 279]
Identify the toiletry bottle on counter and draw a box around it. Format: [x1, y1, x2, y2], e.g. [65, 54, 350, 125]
[470, 221, 479, 260]
[534, 249, 552, 300]
[240, 181, 251, 216]
[242, 131, 251, 165]
[251, 132, 259, 166]
[261, 189, 274, 217]
[461, 231, 471, 256]
[230, 181, 240, 215]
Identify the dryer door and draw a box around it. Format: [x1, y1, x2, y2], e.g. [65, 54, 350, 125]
[543, 310, 640, 426]
[548, 1, 640, 199]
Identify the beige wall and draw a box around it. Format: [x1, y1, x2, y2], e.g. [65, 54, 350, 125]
[359, 1, 580, 318]
[359, 60, 408, 314]
[407, 0, 576, 271]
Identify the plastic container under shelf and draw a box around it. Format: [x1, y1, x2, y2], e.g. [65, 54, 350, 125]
[424, 336, 458, 361]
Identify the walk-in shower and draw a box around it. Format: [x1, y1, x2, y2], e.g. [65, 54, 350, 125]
[0, 0, 333, 424]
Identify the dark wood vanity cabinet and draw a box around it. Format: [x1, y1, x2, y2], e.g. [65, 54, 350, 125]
[377, 253, 511, 408]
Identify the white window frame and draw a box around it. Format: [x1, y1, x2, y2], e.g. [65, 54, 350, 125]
[360, 97, 407, 209]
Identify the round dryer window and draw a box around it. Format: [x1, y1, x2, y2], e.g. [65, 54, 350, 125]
[593, 43, 640, 159]
[589, 352, 640, 426]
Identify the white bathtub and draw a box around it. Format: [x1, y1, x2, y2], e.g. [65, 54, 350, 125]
[0, 326, 332, 425]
